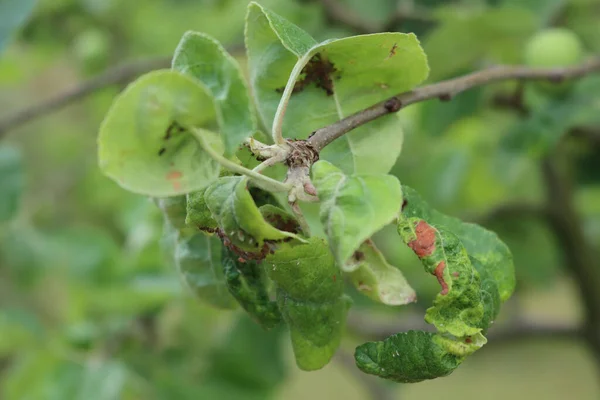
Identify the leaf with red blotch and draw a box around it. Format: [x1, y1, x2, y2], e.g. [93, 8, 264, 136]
[355, 186, 513, 383]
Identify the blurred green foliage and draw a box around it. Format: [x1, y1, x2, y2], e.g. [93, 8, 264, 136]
[1, 0, 600, 398]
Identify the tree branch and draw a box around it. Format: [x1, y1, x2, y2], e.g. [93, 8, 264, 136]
[308, 58, 600, 152]
[346, 312, 581, 344]
[569, 126, 600, 147]
[0, 44, 244, 138]
[541, 152, 600, 370]
[0, 57, 170, 137]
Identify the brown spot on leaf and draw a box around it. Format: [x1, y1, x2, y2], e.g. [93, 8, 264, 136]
[401, 199, 408, 211]
[407, 220, 436, 257]
[353, 250, 365, 263]
[263, 212, 301, 234]
[465, 336, 472, 344]
[275, 53, 337, 96]
[217, 229, 271, 262]
[332, 274, 337, 282]
[434, 261, 449, 295]
[386, 42, 398, 59]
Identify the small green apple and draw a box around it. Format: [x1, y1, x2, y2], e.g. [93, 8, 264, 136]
[524, 28, 584, 95]
[72, 28, 110, 74]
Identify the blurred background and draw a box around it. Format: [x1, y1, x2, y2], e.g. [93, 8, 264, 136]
[1, 0, 600, 399]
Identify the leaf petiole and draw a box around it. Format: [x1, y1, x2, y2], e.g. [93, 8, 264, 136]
[190, 127, 291, 193]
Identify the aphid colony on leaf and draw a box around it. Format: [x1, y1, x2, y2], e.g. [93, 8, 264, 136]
[98, 2, 515, 382]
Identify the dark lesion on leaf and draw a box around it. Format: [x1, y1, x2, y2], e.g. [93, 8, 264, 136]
[386, 42, 398, 59]
[158, 121, 187, 156]
[216, 228, 294, 264]
[401, 198, 408, 211]
[263, 212, 301, 234]
[275, 53, 338, 96]
[352, 250, 365, 263]
[217, 228, 271, 262]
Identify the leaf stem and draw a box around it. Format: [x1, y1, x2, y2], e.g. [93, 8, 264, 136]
[190, 127, 291, 193]
[272, 49, 315, 144]
[252, 152, 287, 173]
[290, 201, 311, 236]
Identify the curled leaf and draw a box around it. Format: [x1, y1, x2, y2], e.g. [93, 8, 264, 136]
[355, 186, 514, 382]
[221, 247, 282, 329]
[173, 31, 256, 155]
[204, 176, 305, 251]
[98, 70, 223, 196]
[186, 188, 218, 231]
[398, 218, 484, 337]
[347, 241, 416, 306]
[175, 232, 237, 309]
[156, 196, 189, 232]
[264, 237, 350, 370]
[312, 160, 402, 267]
[355, 331, 463, 383]
[401, 186, 515, 301]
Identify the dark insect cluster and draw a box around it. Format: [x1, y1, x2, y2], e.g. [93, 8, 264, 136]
[158, 121, 187, 156]
[276, 52, 338, 96]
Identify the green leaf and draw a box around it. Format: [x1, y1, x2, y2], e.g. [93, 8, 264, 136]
[206, 314, 286, 394]
[204, 176, 304, 251]
[0, 0, 37, 54]
[175, 232, 237, 309]
[398, 215, 484, 337]
[185, 188, 218, 231]
[246, 2, 429, 174]
[356, 186, 514, 383]
[311, 160, 403, 267]
[155, 195, 189, 232]
[470, 256, 502, 334]
[258, 204, 301, 234]
[0, 145, 24, 222]
[280, 294, 351, 371]
[75, 361, 127, 400]
[264, 237, 350, 370]
[221, 247, 282, 329]
[98, 70, 223, 196]
[346, 241, 416, 306]
[424, 7, 536, 80]
[501, 77, 600, 159]
[355, 331, 463, 383]
[172, 31, 256, 155]
[401, 186, 515, 301]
